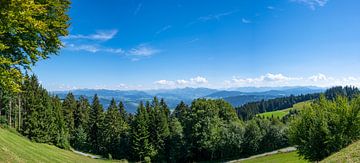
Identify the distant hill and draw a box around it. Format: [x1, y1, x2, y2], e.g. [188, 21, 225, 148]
[223, 94, 280, 107]
[206, 87, 324, 106]
[231, 86, 324, 93]
[53, 86, 324, 113]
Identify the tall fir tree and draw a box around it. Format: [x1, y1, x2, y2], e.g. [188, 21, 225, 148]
[88, 94, 105, 153]
[51, 96, 70, 149]
[62, 92, 76, 144]
[73, 96, 91, 150]
[130, 101, 155, 161]
[102, 98, 129, 159]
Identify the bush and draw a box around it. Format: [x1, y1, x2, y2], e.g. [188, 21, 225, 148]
[289, 95, 360, 161]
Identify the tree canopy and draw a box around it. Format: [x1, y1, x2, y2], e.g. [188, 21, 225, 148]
[0, 0, 70, 92]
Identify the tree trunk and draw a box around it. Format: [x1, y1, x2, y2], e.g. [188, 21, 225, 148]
[9, 99, 12, 127]
[0, 91, 2, 116]
[18, 96, 21, 130]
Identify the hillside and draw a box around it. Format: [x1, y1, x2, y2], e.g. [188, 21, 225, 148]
[257, 101, 312, 119]
[321, 140, 360, 162]
[0, 127, 123, 163]
[238, 151, 306, 163]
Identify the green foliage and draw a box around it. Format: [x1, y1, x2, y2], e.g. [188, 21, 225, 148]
[130, 102, 156, 161]
[168, 117, 185, 162]
[102, 98, 129, 158]
[88, 94, 105, 153]
[289, 95, 360, 161]
[237, 94, 319, 120]
[21, 75, 56, 143]
[0, 0, 70, 92]
[51, 96, 70, 149]
[62, 92, 76, 144]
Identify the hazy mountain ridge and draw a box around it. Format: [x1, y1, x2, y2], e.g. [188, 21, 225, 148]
[53, 86, 325, 113]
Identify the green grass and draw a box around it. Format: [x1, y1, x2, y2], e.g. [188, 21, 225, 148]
[0, 127, 125, 163]
[321, 140, 360, 163]
[257, 101, 312, 119]
[239, 151, 307, 163]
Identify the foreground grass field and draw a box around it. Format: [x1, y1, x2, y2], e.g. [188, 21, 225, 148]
[257, 101, 312, 119]
[0, 127, 124, 163]
[321, 140, 360, 163]
[239, 151, 307, 163]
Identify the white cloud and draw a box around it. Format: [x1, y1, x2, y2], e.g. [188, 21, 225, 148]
[66, 44, 124, 54]
[154, 76, 209, 88]
[190, 76, 208, 84]
[176, 80, 189, 85]
[154, 80, 175, 86]
[309, 73, 327, 82]
[127, 44, 160, 57]
[64, 43, 159, 60]
[291, 0, 328, 10]
[224, 73, 360, 88]
[65, 30, 118, 41]
[226, 73, 303, 87]
[242, 18, 251, 24]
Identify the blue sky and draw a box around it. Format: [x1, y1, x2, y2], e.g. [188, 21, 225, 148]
[33, 0, 360, 90]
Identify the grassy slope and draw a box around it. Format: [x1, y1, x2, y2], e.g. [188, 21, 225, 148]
[257, 101, 312, 119]
[0, 127, 123, 163]
[239, 151, 307, 163]
[321, 140, 360, 163]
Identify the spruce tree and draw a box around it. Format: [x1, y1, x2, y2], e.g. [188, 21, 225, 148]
[130, 101, 155, 161]
[73, 96, 91, 150]
[51, 96, 70, 149]
[118, 101, 128, 122]
[62, 92, 76, 144]
[102, 98, 127, 158]
[88, 94, 105, 153]
[22, 75, 53, 143]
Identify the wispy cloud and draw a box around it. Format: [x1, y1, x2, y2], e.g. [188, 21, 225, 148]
[64, 30, 118, 41]
[127, 44, 160, 57]
[187, 10, 238, 27]
[267, 6, 275, 10]
[186, 38, 200, 44]
[134, 3, 143, 15]
[65, 43, 124, 54]
[291, 0, 328, 10]
[241, 18, 251, 24]
[155, 25, 172, 35]
[64, 43, 160, 61]
[154, 76, 209, 88]
[198, 10, 238, 22]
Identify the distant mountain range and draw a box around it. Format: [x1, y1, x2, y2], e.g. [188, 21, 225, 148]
[53, 86, 325, 113]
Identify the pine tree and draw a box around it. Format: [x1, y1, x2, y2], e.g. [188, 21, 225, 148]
[73, 96, 90, 150]
[51, 96, 70, 149]
[168, 117, 185, 162]
[62, 92, 76, 144]
[131, 101, 155, 161]
[118, 101, 128, 122]
[22, 75, 53, 143]
[88, 94, 104, 153]
[102, 98, 129, 159]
